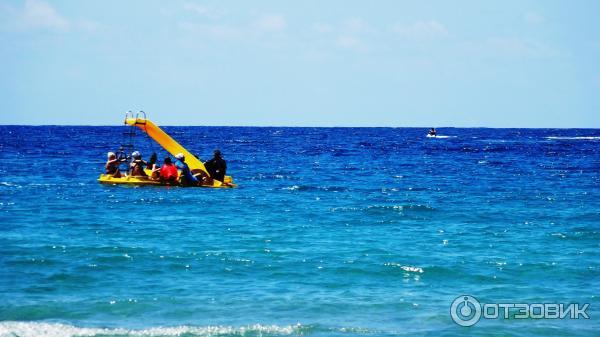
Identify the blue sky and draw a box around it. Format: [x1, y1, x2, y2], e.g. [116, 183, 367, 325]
[1, 0, 599, 127]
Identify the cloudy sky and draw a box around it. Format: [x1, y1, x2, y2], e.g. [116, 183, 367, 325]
[1, 0, 599, 127]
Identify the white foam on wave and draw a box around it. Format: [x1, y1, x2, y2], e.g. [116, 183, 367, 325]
[384, 263, 424, 273]
[0, 181, 22, 188]
[0, 321, 300, 337]
[546, 136, 600, 140]
[426, 135, 456, 139]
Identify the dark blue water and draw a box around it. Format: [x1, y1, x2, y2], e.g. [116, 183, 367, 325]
[0, 126, 598, 337]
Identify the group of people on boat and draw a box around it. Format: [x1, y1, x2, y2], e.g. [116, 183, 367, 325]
[105, 149, 227, 186]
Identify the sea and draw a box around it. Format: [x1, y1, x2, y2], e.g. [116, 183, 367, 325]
[0, 126, 598, 337]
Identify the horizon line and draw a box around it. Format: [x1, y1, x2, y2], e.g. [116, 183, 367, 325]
[0, 123, 599, 130]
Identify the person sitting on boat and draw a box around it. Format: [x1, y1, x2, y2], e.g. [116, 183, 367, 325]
[105, 152, 126, 177]
[174, 153, 198, 185]
[204, 149, 227, 182]
[146, 152, 161, 179]
[146, 153, 158, 170]
[115, 147, 127, 161]
[114, 147, 129, 172]
[159, 157, 179, 184]
[428, 128, 437, 136]
[130, 151, 148, 177]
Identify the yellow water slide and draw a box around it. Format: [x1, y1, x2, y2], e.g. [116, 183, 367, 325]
[118, 116, 234, 187]
[124, 117, 209, 175]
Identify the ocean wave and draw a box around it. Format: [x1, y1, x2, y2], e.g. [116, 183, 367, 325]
[546, 136, 600, 140]
[329, 204, 436, 216]
[365, 204, 435, 213]
[0, 181, 22, 188]
[281, 185, 349, 192]
[383, 263, 424, 273]
[0, 322, 301, 337]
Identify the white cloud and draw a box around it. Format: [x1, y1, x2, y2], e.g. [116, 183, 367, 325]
[179, 14, 287, 42]
[183, 2, 224, 19]
[311, 18, 372, 53]
[524, 12, 544, 24]
[336, 35, 367, 52]
[253, 14, 286, 31]
[183, 2, 209, 16]
[392, 20, 448, 38]
[22, 0, 69, 31]
[77, 19, 102, 33]
[343, 17, 371, 33]
[486, 37, 553, 57]
[312, 22, 333, 34]
[312, 18, 370, 35]
[0, 1, 100, 33]
[179, 22, 242, 40]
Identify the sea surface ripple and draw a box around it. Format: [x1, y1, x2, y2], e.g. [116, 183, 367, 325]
[0, 126, 598, 336]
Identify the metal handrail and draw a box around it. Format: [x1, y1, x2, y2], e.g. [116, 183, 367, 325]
[124, 110, 133, 123]
[135, 110, 147, 124]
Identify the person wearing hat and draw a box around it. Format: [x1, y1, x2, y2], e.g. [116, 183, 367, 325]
[105, 152, 126, 177]
[204, 149, 227, 182]
[129, 151, 148, 177]
[174, 153, 198, 185]
[113, 146, 129, 173]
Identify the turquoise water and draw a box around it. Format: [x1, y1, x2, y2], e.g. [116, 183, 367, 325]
[0, 126, 598, 336]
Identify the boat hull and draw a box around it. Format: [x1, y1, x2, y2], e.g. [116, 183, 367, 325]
[98, 174, 236, 188]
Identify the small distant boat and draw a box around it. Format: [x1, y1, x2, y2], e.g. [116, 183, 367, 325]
[426, 134, 454, 139]
[98, 112, 236, 188]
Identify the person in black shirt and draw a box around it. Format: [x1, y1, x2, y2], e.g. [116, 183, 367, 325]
[204, 149, 227, 182]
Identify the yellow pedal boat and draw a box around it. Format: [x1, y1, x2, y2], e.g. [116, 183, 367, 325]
[98, 113, 236, 188]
